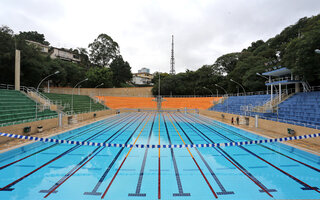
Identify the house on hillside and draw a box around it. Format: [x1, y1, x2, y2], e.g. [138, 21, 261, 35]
[25, 40, 81, 63]
[132, 68, 153, 85]
[49, 47, 81, 63]
[26, 40, 49, 53]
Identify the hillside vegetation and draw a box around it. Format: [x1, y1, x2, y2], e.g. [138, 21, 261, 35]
[152, 14, 320, 95]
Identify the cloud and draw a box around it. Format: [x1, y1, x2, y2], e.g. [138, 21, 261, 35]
[0, 0, 320, 73]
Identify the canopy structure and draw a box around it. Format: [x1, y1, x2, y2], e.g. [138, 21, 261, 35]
[262, 67, 301, 101]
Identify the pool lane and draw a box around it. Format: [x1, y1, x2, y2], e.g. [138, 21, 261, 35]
[0, 112, 138, 192]
[42, 112, 148, 198]
[101, 113, 154, 199]
[193, 113, 320, 173]
[0, 112, 132, 170]
[182, 113, 320, 199]
[173, 113, 275, 198]
[166, 113, 218, 198]
[0, 112, 319, 200]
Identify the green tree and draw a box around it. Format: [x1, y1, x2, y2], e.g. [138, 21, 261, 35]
[77, 47, 91, 69]
[88, 34, 120, 67]
[0, 25, 15, 84]
[18, 31, 50, 45]
[85, 67, 113, 88]
[213, 52, 240, 75]
[282, 29, 320, 84]
[109, 56, 132, 87]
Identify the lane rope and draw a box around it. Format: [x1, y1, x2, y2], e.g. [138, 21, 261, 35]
[1, 132, 319, 148]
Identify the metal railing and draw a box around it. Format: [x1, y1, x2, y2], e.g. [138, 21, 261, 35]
[265, 76, 300, 84]
[0, 83, 64, 110]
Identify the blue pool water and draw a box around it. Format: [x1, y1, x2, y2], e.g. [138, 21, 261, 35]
[0, 112, 319, 200]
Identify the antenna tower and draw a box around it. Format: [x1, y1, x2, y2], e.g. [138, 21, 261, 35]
[170, 35, 175, 75]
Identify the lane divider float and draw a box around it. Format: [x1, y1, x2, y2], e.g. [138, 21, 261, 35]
[0, 132, 319, 148]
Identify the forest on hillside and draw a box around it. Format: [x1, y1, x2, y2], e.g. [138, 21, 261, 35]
[0, 28, 132, 89]
[152, 14, 320, 96]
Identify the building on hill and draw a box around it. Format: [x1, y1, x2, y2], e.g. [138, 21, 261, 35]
[132, 68, 153, 85]
[25, 40, 49, 53]
[49, 47, 81, 63]
[25, 40, 81, 63]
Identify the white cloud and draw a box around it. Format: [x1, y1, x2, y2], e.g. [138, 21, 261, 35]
[0, 0, 320, 73]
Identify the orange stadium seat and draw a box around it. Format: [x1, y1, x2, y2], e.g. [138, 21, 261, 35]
[96, 96, 221, 109]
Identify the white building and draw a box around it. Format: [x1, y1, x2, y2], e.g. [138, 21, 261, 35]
[132, 68, 153, 85]
[26, 40, 81, 63]
[50, 48, 81, 63]
[26, 40, 49, 53]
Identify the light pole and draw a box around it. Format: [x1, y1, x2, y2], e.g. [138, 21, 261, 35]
[215, 84, 227, 95]
[203, 87, 214, 104]
[35, 71, 60, 119]
[91, 83, 104, 112]
[215, 84, 228, 113]
[256, 72, 269, 94]
[230, 79, 247, 115]
[72, 78, 88, 114]
[37, 71, 60, 92]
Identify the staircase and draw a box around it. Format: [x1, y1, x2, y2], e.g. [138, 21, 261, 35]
[21, 86, 64, 112]
[302, 81, 311, 92]
[214, 95, 228, 105]
[252, 92, 295, 113]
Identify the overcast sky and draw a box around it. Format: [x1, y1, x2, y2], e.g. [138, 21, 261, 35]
[1, 0, 320, 73]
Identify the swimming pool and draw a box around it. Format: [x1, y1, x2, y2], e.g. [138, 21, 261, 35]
[0, 112, 319, 200]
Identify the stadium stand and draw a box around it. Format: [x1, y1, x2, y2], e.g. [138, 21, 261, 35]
[209, 94, 271, 115]
[162, 97, 220, 109]
[0, 89, 57, 125]
[97, 96, 156, 109]
[97, 96, 220, 109]
[43, 93, 107, 114]
[264, 91, 320, 126]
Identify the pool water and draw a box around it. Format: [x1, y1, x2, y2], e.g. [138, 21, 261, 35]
[0, 112, 319, 200]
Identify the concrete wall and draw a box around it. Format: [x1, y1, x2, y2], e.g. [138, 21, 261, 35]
[199, 109, 320, 147]
[46, 87, 153, 97]
[0, 109, 115, 145]
[73, 109, 115, 122]
[0, 117, 67, 145]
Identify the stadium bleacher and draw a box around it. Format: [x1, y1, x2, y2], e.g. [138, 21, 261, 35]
[209, 94, 271, 115]
[97, 96, 219, 109]
[43, 93, 107, 114]
[265, 92, 320, 126]
[0, 89, 57, 125]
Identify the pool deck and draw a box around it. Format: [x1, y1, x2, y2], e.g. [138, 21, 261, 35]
[202, 114, 320, 156]
[0, 114, 115, 153]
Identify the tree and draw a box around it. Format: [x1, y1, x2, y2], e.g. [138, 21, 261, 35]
[0, 26, 15, 84]
[85, 67, 113, 88]
[282, 29, 320, 84]
[109, 56, 132, 87]
[88, 34, 120, 67]
[18, 31, 50, 45]
[77, 47, 91, 69]
[213, 52, 240, 75]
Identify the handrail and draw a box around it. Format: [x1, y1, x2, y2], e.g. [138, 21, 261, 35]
[265, 76, 300, 84]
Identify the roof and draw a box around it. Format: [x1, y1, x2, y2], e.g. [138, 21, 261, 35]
[262, 67, 291, 77]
